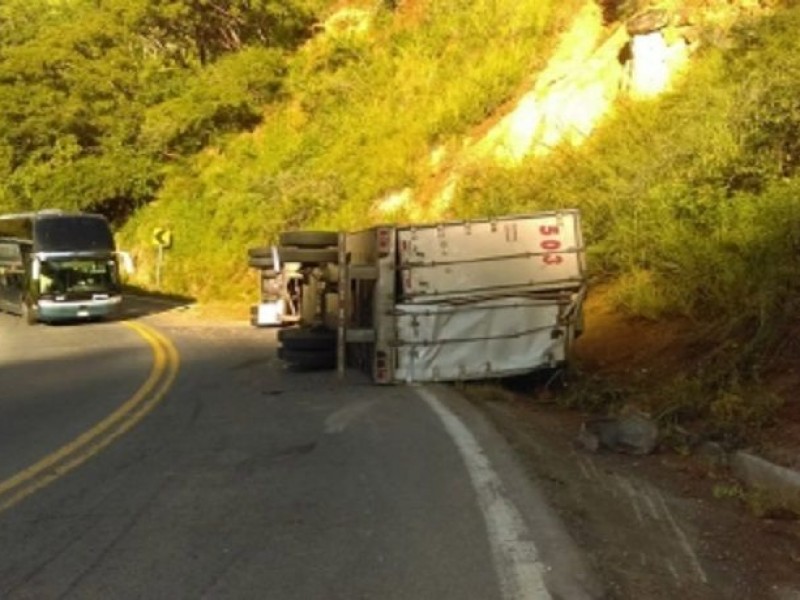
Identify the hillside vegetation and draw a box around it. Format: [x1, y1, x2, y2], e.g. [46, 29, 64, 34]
[3, 0, 800, 441]
[117, 0, 581, 297]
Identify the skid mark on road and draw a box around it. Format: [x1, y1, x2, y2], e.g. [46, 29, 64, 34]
[324, 400, 376, 434]
[653, 488, 709, 584]
[0, 321, 179, 514]
[574, 452, 709, 586]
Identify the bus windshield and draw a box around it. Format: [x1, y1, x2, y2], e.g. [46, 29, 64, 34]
[34, 216, 115, 252]
[39, 258, 119, 296]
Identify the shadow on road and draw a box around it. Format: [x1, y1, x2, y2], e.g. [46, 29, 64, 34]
[118, 287, 196, 321]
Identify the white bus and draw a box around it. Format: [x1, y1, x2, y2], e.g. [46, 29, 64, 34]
[0, 210, 127, 324]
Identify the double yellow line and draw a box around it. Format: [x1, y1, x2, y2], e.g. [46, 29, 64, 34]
[0, 321, 180, 514]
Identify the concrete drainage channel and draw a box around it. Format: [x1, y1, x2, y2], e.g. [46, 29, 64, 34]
[575, 411, 800, 516]
[729, 451, 800, 516]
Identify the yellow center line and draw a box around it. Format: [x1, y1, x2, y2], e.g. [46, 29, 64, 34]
[0, 320, 180, 513]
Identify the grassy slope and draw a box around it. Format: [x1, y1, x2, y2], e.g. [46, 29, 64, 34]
[118, 0, 581, 300]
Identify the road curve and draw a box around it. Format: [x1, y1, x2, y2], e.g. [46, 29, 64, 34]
[0, 302, 599, 600]
[0, 319, 178, 513]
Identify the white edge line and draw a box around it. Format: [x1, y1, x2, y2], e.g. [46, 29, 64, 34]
[414, 385, 552, 600]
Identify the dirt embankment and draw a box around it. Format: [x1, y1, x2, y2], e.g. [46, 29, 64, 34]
[465, 288, 800, 599]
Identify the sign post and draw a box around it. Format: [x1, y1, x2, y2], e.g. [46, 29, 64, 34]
[152, 228, 173, 288]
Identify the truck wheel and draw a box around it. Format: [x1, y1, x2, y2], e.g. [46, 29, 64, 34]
[277, 247, 338, 264]
[248, 246, 273, 258]
[248, 255, 276, 269]
[278, 327, 336, 351]
[259, 269, 278, 281]
[279, 231, 338, 248]
[277, 346, 336, 370]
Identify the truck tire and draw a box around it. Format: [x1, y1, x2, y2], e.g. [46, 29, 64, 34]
[278, 327, 336, 351]
[277, 247, 338, 264]
[277, 346, 336, 370]
[258, 269, 278, 281]
[279, 231, 338, 248]
[248, 255, 276, 269]
[248, 246, 273, 258]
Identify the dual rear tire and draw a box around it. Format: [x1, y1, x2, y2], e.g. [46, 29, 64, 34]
[277, 327, 336, 370]
[248, 231, 339, 269]
[251, 231, 340, 370]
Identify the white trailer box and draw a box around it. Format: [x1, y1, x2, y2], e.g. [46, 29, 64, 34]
[394, 295, 582, 382]
[339, 211, 586, 383]
[397, 210, 584, 302]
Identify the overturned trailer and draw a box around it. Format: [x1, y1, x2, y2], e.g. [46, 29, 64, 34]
[248, 210, 587, 384]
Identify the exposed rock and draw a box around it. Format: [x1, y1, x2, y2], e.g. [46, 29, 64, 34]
[370, 0, 775, 219]
[373, 187, 414, 216]
[596, 0, 639, 25]
[469, 3, 626, 165]
[731, 451, 800, 515]
[696, 441, 729, 469]
[626, 8, 670, 35]
[577, 412, 659, 455]
[626, 28, 689, 98]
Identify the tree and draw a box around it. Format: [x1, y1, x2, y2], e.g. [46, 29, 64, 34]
[136, 0, 318, 65]
[0, 0, 320, 218]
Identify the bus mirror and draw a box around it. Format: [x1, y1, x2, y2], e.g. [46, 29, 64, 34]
[118, 251, 135, 275]
[31, 257, 41, 280]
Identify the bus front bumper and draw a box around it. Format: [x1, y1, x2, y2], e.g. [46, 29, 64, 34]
[37, 296, 122, 321]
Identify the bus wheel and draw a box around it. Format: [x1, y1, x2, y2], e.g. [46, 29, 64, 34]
[21, 301, 38, 325]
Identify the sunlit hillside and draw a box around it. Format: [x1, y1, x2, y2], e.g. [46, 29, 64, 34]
[118, 0, 584, 298]
[117, 0, 795, 318]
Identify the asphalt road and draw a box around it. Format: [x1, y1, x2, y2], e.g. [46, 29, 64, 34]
[0, 313, 153, 482]
[0, 299, 599, 600]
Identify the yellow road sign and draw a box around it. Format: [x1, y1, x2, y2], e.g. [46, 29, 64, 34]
[152, 227, 173, 248]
